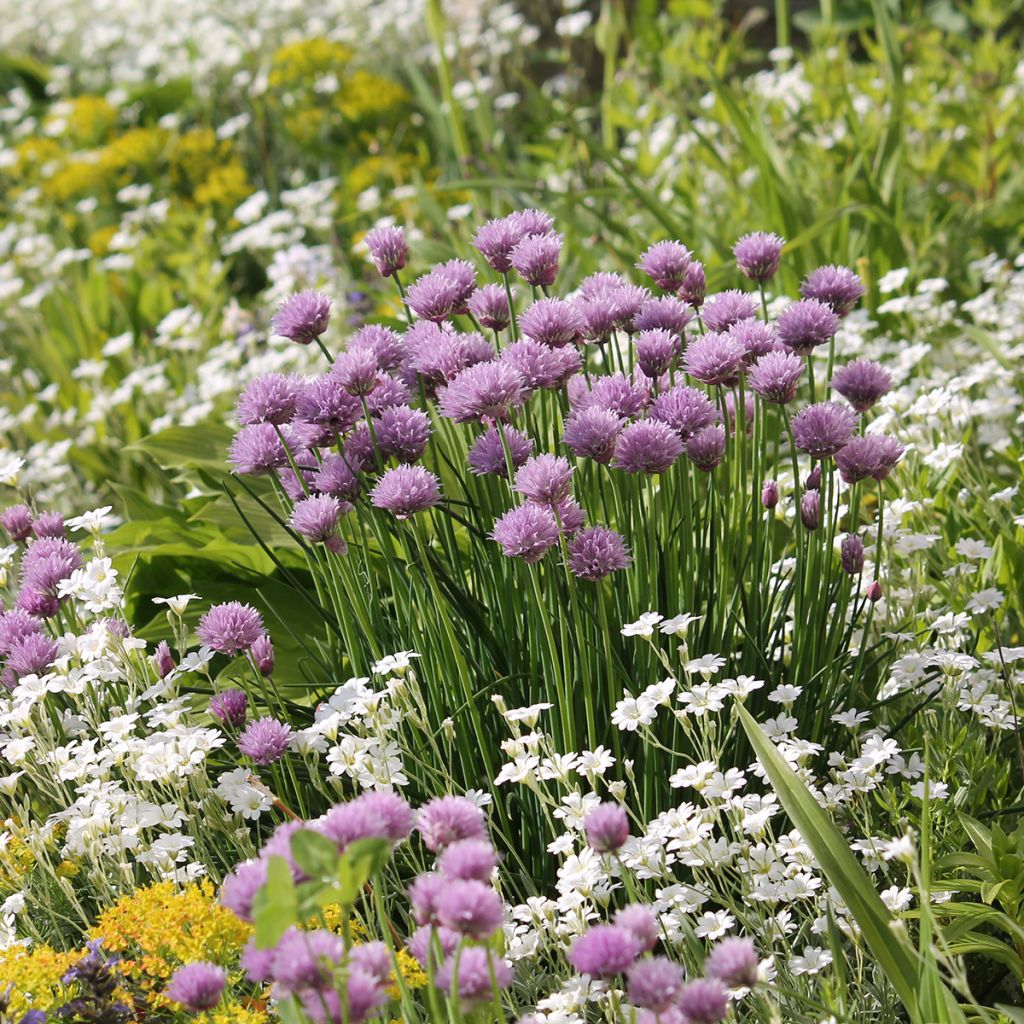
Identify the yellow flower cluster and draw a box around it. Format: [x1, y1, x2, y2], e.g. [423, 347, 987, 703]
[268, 38, 354, 88]
[0, 945, 77, 1017]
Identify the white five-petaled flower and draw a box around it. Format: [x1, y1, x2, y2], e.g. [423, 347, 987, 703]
[621, 612, 663, 638]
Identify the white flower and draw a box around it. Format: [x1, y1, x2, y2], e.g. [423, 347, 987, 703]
[0, 454, 25, 486]
[768, 684, 802, 705]
[372, 650, 420, 675]
[153, 593, 202, 616]
[611, 694, 655, 731]
[621, 612, 663, 638]
[909, 780, 949, 800]
[683, 654, 726, 678]
[966, 588, 1004, 614]
[694, 910, 734, 939]
[576, 747, 615, 778]
[503, 703, 553, 727]
[66, 506, 115, 535]
[790, 946, 832, 976]
[955, 538, 993, 560]
[659, 613, 702, 636]
[881, 834, 914, 862]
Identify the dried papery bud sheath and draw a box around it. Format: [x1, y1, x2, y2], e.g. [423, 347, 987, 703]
[805, 465, 821, 490]
[152, 640, 175, 678]
[841, 534, 865, 574]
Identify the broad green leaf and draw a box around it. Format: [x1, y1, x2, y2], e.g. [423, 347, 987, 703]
[337, 838, 392, 905]
[253, 855, 299, 949]
[290, 829, 341, 880]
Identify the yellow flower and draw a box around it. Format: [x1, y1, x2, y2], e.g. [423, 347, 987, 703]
[335, 70, 408, 122]
[195, 162, 252, 211]
[268, 38, 353, 88]
[53, 95, 119, 146]
[0, 945, 77, 1016]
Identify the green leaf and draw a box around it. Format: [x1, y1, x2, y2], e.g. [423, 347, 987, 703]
[337, 838, 392, 905]
[252, 856, 299, 949]
[290, 829, 341, 880]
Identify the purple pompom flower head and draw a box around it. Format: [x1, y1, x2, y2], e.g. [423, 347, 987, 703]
[351, 324, 405, 371]
[291, 495, 345, 551]
[436, 879, 504, 939]
[236, 374, 300, 426]
[210, 689, 248, 727]
[296, 375, 362, 433]
[332, 348, 379, 397]
[273, 291, 332, 345]
[6, 633, 58, 683]
[637, 241, 692, 293]
[680, 260, 707, 308]
[407, 264, 475, 322]
[220, 859, 268, 922]
[567, 526, 631, 581]
[166, 962, 226, 1011]
[801, 264, 865, 316]
[613, 420, 683, 475]
[650, 384, 719, 440]
[685, 332, 745, 387]
[831, 358, 892, 412]
[501, 340, 579, 393]
[702, 290, 758, 333]
[510, 232, 563, 288]
[584, 802, 630, 852]
[376, 405, 431, 463]
[563, 407, 623, 464]
[835, 434, 904, 483]
[32, 512, 66, 539]
[791, 401, 857, 458]
[491, 504, 560, 564]
[229, 423, 287, 476]
[238, 716, 292, 766]
[312, 454, 361, 502]
[438, 361, 523, 423]
[197, 602, 264, 655]
[800, 491, 821, 530]
[364, 225, 408, 278]
[614, 905, 659, 952]
[0, 610, 43, 656]
[729, 318, 778, 363]
[515, 455, 573, 505]
[468, 425, 533, 478]
[353, 790, 414, 842]
[634, 296, 694, 335]
[748, 350, 804, 404]
[687, 424, 727, 472]
[371, 466, 440, 519]
[418, 796, 486, 852]
[473, 215, 526, 273]
[635, 329, 681, 378]
[628, 957, 685, 1013]
[271, 928, 344, 993]
[841, 534, 865, 575]
[518, 297, 582, 347]
[318, 800, 389, 851]
[777, 298, 840, 355]
[436, 947, 513, 1004]
[568, 925, 641, 977]
[575, 373, 648, 419]
[468, 284, 511, 331]
[438, 839, 499, 882]
[678, 978, 729, 1024]
[733, 231, 785, 282]
[1, 505, 33, 542]
[705, 936, 759, 989]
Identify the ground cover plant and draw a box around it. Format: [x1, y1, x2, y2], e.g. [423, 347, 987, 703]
[0, 1, 1021, 1022]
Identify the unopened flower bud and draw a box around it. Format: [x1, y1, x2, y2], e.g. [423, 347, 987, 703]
[251, 634, 275, 677]
[761, 479, 779, 509]
[866, 579, 883, 602]
[152, 640, 175, 678]
[805, 465, 821, 490]
[800, 491, 820, 530]
[840, 534, 864, 574]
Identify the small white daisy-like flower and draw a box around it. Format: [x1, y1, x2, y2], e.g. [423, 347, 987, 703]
[621, 612, 663, 637]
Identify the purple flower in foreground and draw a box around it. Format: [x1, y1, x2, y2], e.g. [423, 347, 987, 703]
[791, 401, 857, 458]
[563, 407, 623, 464]
[628, 957, 685, 1013]
[436, 947, 513, 1003]
[748, 350, 804, 404]
[166, 963, 226, 1011]
[332, 348, 379, 397]
[513, 207, 555, 237]
[702, 290, 758, 333]
[729, 318, 778, 363]
[370, 466, 440, 519]
[376, 405, 431, 463]
[438, 839, 499, 882]
[519, 297, 583, 347]
[473, 215, 526, 273]
[318, 801, 389, 851]
[515, 454, 573, 505]
[705, 936, 759, 989]
[637, 240, 692, 293]
[568, 925, 641, 977]
[491, 504, 560, 564]
[614, 905, 659, 952]
[273, 291, 332, 345]
[733, 231, 785, 282]
[229, 423, 287, 476]
[355, 791, 414, 842]
[407, 925, 459, 969]
[364, 224, 408, 278]
[291, 495, 345, 550]
[575, 373, 648, 419]
[613, 420, 683, 474]
[685, 332, 745, 387]
[6, 633, 58, 683]
[680, 260, 707, 307]
[650, 384, 719, 440]
[686, 424, 727, 472]
[299, 972, 384, 1024]
[835, 434, 904, 483]
[220, 859, 268, 922]
[0, 610, 44, 657]
[800, 490, 821, 530]
[777, 298, 839, 355]
[418, 796, 486, 852]
[210, 689, 248, 727]
[296, 375, 362, 433]
[635, 328, 681, 378]
[435, 879, 504, 939]
[32, 511, 66, 539]
[510, 232, 562, 287]
[567, 526, 631, 581]
[633, 296, 694, 335]
[468, 284, 511, 330]
[197, 602, 264, 654]
[238, 716, 292, 766]
[350, 324, 405, 371]
[236, 373, 300, 425]
[678, 978, 729, 1024]
[407, 265, 474, 322]
[584, 802, 630, 852]
[312, 454, 361, 502]
[841, 534, 865, 575]
[271, 928, 344, 993]
[438, 361, 523, 423]
[408, 872, 446, 926]
[831, 358, 892, 412]
[801, 264, 865, 316]
[468, 425, 534, 478]
[1, 505, 32, 543]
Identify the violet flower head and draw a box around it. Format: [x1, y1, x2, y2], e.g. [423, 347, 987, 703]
[635, 328, 681, 378]
[584, 801, 630, 852]
[650, 384, 719, 441]
[729, 318, 778, 363]
[408, 872, 446, 926]
[32, 511, 66, 539]
[197, 602, 264, 654]
[491, 503, 560, 564]
[438, 361, 523, 423]
[748, 350, 804, 404]
[841, 534, 865, 575]
[312, 454, 361, 501]
[637, 240, 693, 293]
[350, 324, 405, 371]
[705, 936, 759, 989]
[418, 796, 487, 852]
[686, 424, 727, 472]
[633, 296, 694, 335]
[468, 425, 534, 478]
[801, 264, 865, 316]
[568, 925, 641, 977]
[367, 375, 412, 414]
[519, 297, 583, 347]
[678, 978, 729, 1024]
[435, 879, 504, 939]
[511, 207, 555, 237]
[791, 401, 857, 458]
[344, 424, 378, 474]
[236, 373, 300, 426]
[835, 434, 904, 483]
[733, 231, 785, 282]
[370, 466, 440, 519]
[407, 925, 459, 969]
[229, 423, 287, 476]
[614, 905, 660, 952]
[238, 716, 292, 766]
[152, 640, 175, 679]
[295, 374, 362, 433]
[291, 495, 342, 544]
[0, 610, 43, 656]
[318, 801, 388, 851]
[613, 420, 683, 475]
[567, 526, 631, 581]
[510, 232, 563, 287]
[701, 290, 758, 333]
[473, 215, 526, 273]
[299, 972, 384, 1024]
[515, 454, 573, 505]
[800, 490, 821, 530]
[1, 505, 33, 542]
[241, 939, 276, 984]
[273, 290, 332, 345]
[831, 358, 892, 413]
[271, 928, 344, 993]
[468, 284, 512, 331]
[20, 537, 81, 598]
[376, 405, 431, 463]
[166, 962, 227, 1011]
[628, 957, 685, 1013]
[437, 839, 499, 882]
[364, 224, 408, 278]
[220, 859, 268, 922]
[575, 372, 648, 418]
[210, 688, 248, 728]
[332, 348, 379, 397]
[502, 339, 580, 393]
[685, 331, 745, 387]
[407, 263, 475, 322]
[436, 947, 513, 1003]
[406, 322, 474, 388]
[553, 496, 585, 534]
[6, 633, 58, 683]
[761, 479, 780, 509]
[680, 260, 707, 307]
[777, 298, 840, 355]
[354, 791, 415, 842]
[563, 407, 623, 464]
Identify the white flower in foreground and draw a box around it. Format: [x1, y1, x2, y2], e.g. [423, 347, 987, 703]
[955, 538, 993, 559]
[966, 588, 1004, 614]
[372, 650, 420, 675]
[0, 454, 25, 486]
[153, 593, 202, 616]
[621, 612, 663, 637]
[66, 505, 115, 535]
[684, 654, 726, 678]
[659, 613, 701, 636]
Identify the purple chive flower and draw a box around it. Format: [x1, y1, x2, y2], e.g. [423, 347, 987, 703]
[418, 796, 486, 852]
[376, 405, 431, 463]
[317, 801, 388, 851]
[291, 495, 343, 545]
[238, 716, 292, 766]
[348, 942, 392, 987]
[273, 291, 332, 345]
[729, 319, 778, 363]
[806, 464, 822, 490]
[344, 424, 378, 473]
[152, 640, 175, 679]
[800, 490, 820, 530]
[408, 872, 447, 926]
[575, 373, 648, 418]
[271, 928, 344, 993]
[20, 537, 81, 597]
[501, 339, 580, 393]
[635, 329, 681, 377]
[332, 348, 379, 397]
[365, 225, 408, 278]
[733, 231, 785, 282]
[252, 634, 275, 676]
[407, 266, 472, 323]
[515, 455, 573, 505]
[678, 979, 729, 1024]
[567, 526, 631, 581]
[633, 296, 694, 335]
[553, 496, 585, 534]
[512, 208, 555, 237]
[436, 947, 512, 1003]
[613, 420, 683, 474]
[701, 290, 758, 333]
[840, 534, 865, 575]
[1, 506, 34, 542]
[568, 926, 641, 977]
[0, 610, 43, 656]
[637, 241, 693, 292]
[748, 350, 804, 404]
[519, 297, 583, 347]
[350, 324, 405, 372]
[6, 633, 58, 682]
[367, 375, 412, 414]
[370, 466, 440, 519]
[584, 802, 630, 852]
[275, 461, 314, 501]
[435, 879, 504, 940]
[801, 264, 865, 316]
[296, 375, 363, 433]
[438, 839, 499, 882]
[650, 384, 719, 440]
[510, 232, 562, 287]
[241, 939, 276, 983]
[705, 936, 759, 989]
[687, 424, 727, 472]
[406, 322, 474, 387]
[614, 905, 660, 952]
[685, 332, 745, 387]
[312, 454, 362, 502]
[229, 423, 287, 476]
[473, 215, 526, 273]
[491, 504, 560, 564]
[628, 957, 685, 1013]
[680, 260, 707, 307]
[563, 407, 623, 464]
[354, 791, 414, 842]
[791, 401, 857, 458]
[835, 434, 904, 483]
[468, 425, 534, 477]
[197, 602, 264, 654]
[438, 361, 523, 423]
[831, 358, 892, 412]
[220, 859, 269, 922]
[32, 512, 65, 539]
[299, 971, 384, 1024]
[236, 374, 300, 426]
[210, 688, 248, 727]
[468, 284, 511, 330]
[762, 479, 779, 509]
[166, 962, 227, 1011]
[777, 298, 840, 355]
[407, 925, 460, 968]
